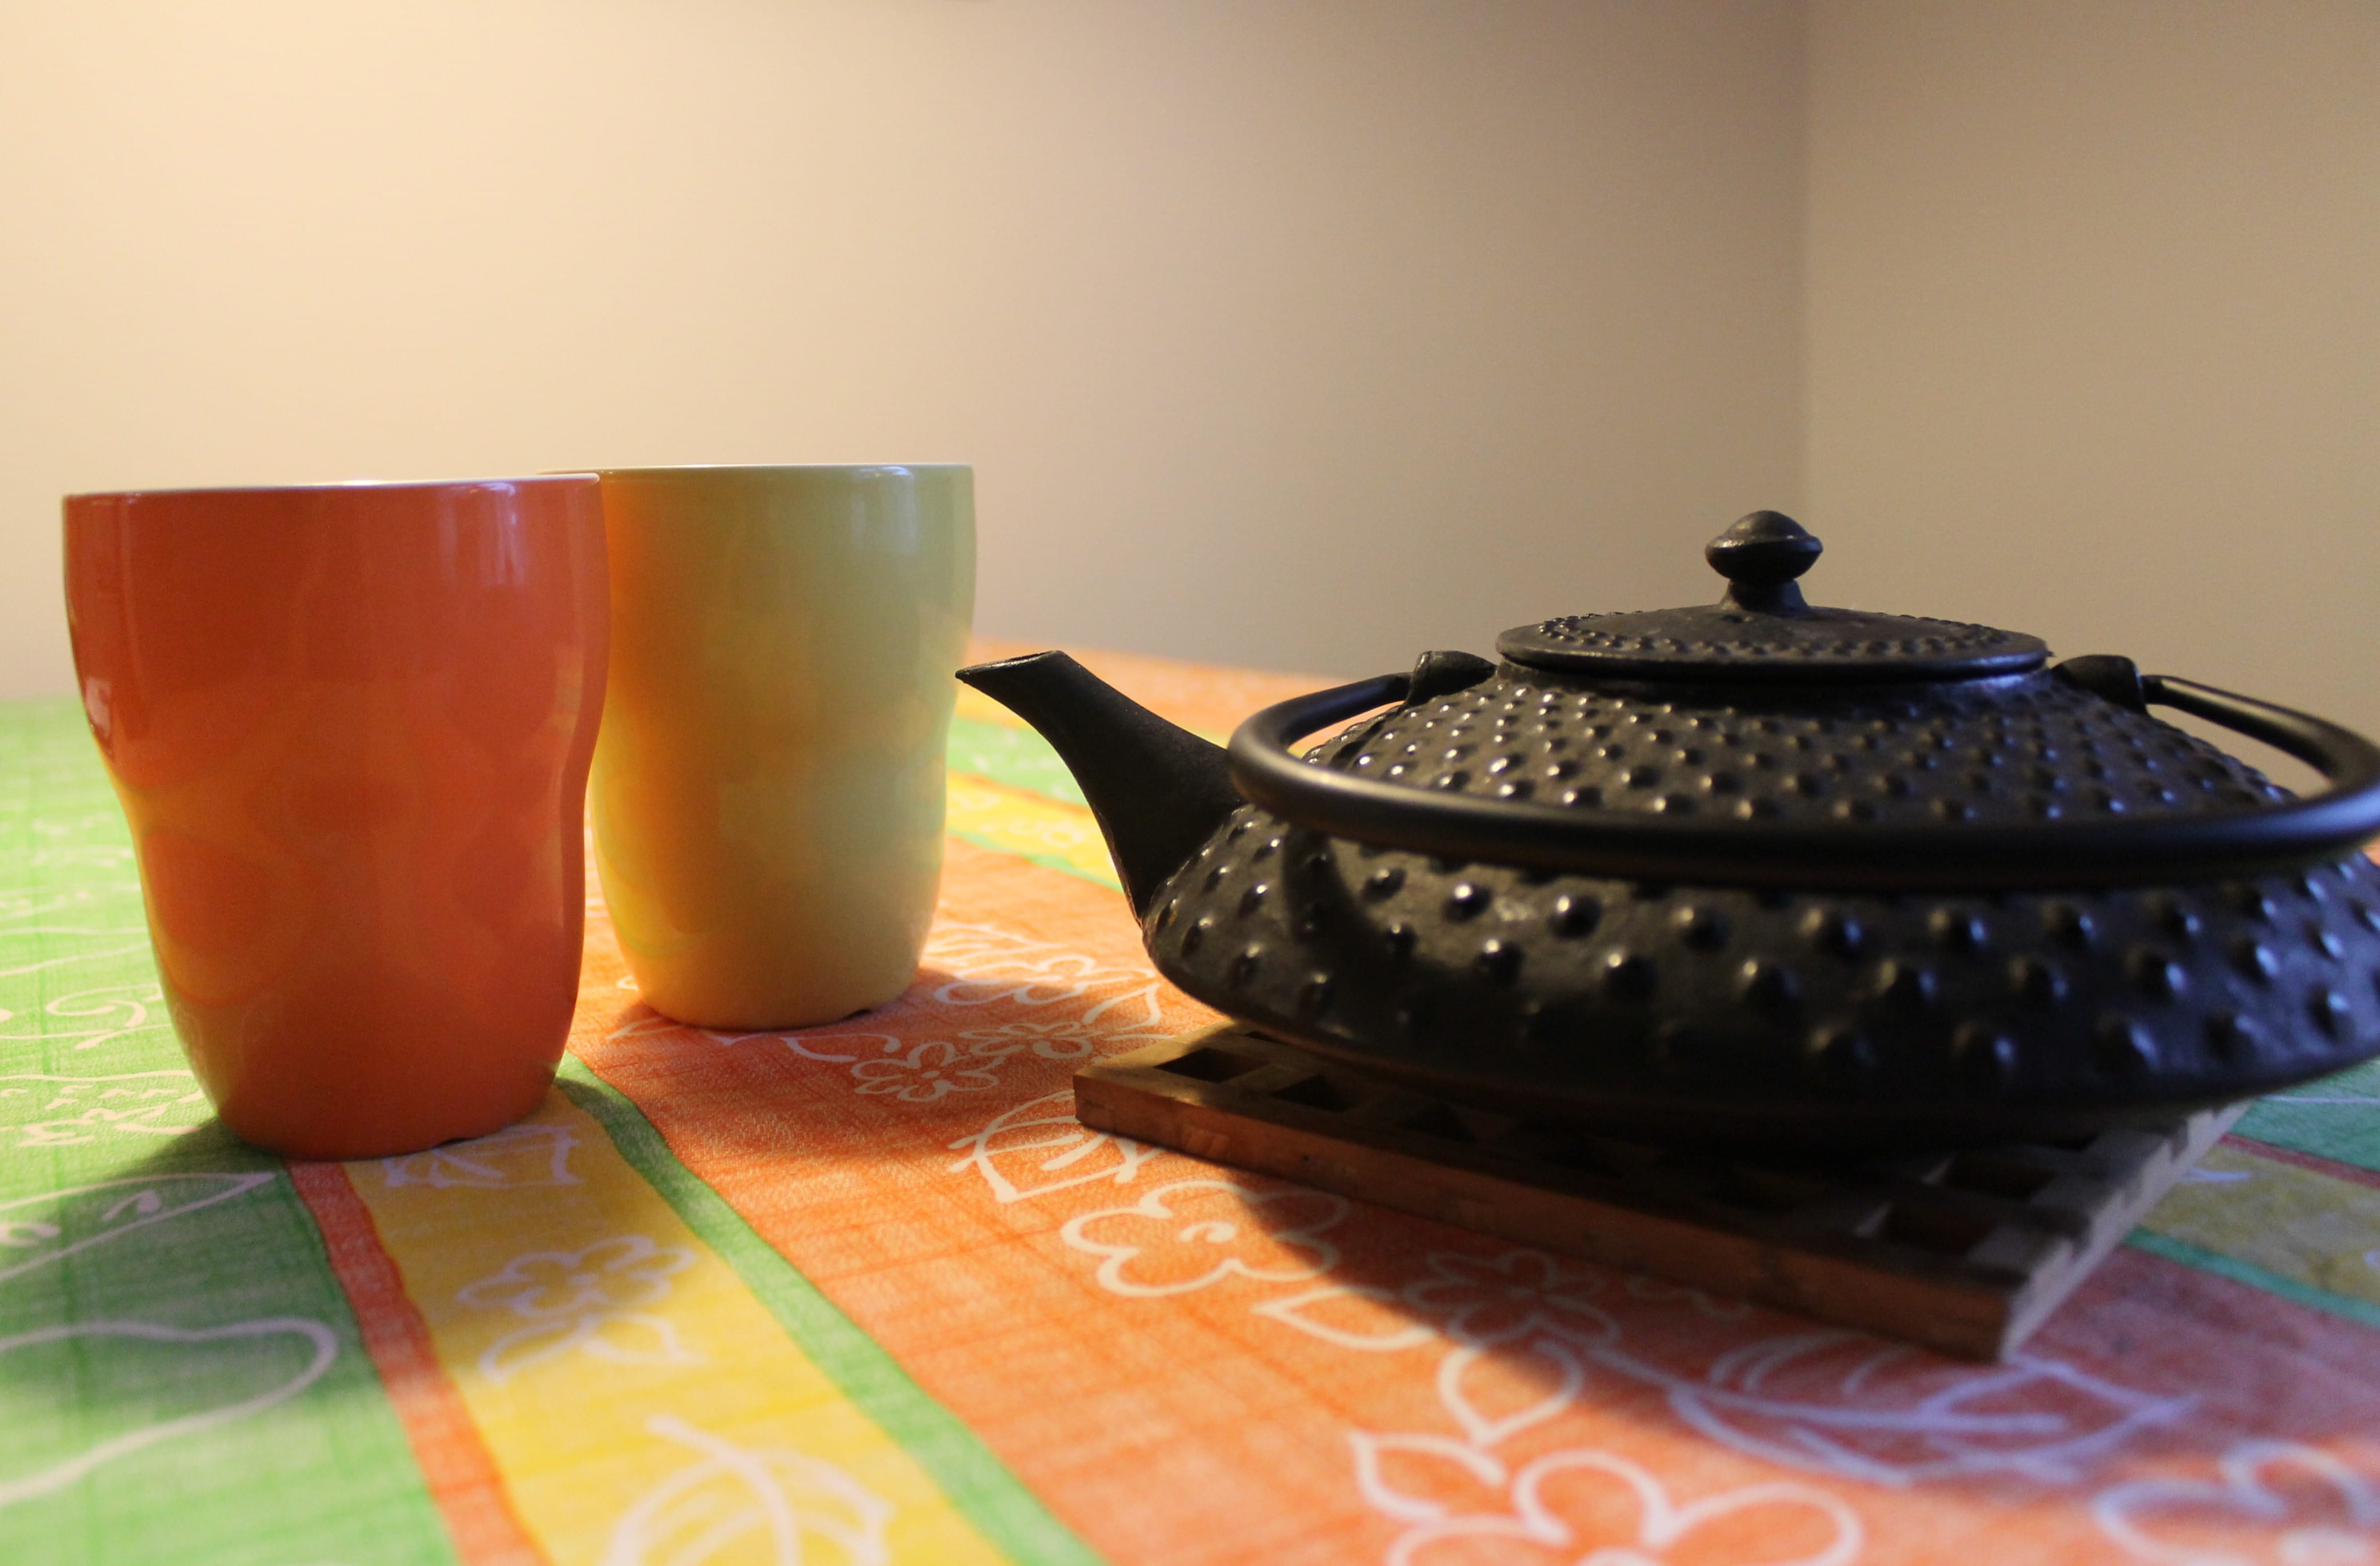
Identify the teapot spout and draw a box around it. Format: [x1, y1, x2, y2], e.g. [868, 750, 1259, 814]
[956, 651, 1243, 918]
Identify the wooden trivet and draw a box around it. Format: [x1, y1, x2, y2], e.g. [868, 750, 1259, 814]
[1074, 1024, 2244, 1360]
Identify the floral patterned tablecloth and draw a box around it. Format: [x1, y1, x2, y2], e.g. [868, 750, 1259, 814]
[4, 641, 2378, 1566]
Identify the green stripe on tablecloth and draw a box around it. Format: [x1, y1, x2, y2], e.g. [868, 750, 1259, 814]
[948, 715, 1089, 806]
[0, 698, 457, 1566]
[2131, 1140, 2380, 1322]
[2127, 1229, 2380, 1332]
[947, 713, 1230, 804]
[555, 1057, 1109, 1566]
[2238, 1058, 2380, 1175]
[946, 829, 1123, 890]
[949, 706, 1125, 888]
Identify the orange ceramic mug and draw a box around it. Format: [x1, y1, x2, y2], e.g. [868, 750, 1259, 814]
[63, 478, 609, 1157]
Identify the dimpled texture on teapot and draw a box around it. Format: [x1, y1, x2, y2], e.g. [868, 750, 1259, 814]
[1142, 671, 2380, 1144]
[1341, 669, 2283, 828]
[1510, 607, 2045, 679]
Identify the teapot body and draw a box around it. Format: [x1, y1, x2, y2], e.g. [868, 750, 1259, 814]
[960, 512, 2380, 1150]
[1146, 662, 2380, 1148]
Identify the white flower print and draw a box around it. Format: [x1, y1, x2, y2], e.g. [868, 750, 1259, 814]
[1060, 1179, 1346, 1297]
[1402, 1249, 1619, 1348]
[2095, 1440, 2380, 1565]
[1371, 1444, 1863, 1566]
[953, 1019, 1113, 1062]
[850, 1038, 1007, 1102]
[457, 1235, 701, 1383]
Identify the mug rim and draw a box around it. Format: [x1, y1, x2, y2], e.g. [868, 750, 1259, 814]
[64, 475, 600, 504]
[554, 463, 971, 480]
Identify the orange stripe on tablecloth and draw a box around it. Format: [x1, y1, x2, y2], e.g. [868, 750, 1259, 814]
[577, 837, 2380, 1566]
[2225, 1132, 2380, 1191]
[289, 1161, 549, 1566]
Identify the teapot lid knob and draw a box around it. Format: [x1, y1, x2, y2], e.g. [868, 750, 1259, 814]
[1707, 510, 1821, 612]
[1499, 506, 2047, 681]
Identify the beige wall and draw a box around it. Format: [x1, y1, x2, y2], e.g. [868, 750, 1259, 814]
[1806, 0, 2380, 740]
[0, 0, 1806, 696]
[15, 2, 2367, 743]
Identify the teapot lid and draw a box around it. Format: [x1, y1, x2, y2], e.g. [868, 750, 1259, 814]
[1497, 512, 2048, 683]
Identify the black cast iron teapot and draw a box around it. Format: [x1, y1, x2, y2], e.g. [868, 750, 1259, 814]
[959, 513, 2380, 1150]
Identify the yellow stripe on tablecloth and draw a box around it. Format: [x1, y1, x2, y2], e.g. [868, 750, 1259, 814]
[2137, 1141, 2380, 1310]
[945, 772, 1121, 889]
[954, 686, 1026, 728]
[349, 1090, 1014, 1566]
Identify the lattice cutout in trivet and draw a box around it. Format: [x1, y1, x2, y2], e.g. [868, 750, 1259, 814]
[1074, 1024, 2245, 1360]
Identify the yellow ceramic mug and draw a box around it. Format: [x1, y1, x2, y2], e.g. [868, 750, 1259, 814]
[583, 465, 975, 1028]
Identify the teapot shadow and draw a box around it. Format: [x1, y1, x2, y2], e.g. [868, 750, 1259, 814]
[579, 969, 2380, 1502]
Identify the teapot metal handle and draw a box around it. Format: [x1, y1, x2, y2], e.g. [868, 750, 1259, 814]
[1226, 666, 2380, 891]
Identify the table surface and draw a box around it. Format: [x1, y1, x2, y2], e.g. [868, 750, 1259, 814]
[5, 642, 2378, 1566]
